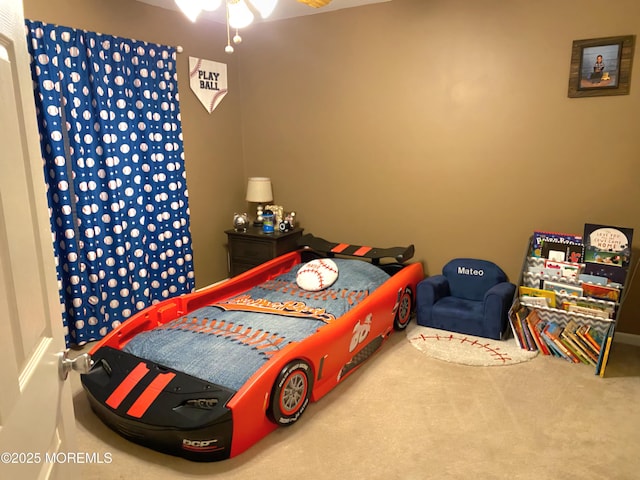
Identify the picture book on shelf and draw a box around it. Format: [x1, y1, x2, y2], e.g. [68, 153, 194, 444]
[576, 325, 605, 354]
[596, 324, 616, 377]
[599, 334, 614, 377]
[560, 327, 595, 366]
[578, 273, 609, 286]
[582, 283, 620, 302]
[541, 241, 584, 263]
[542, 322, 579, 363]
[575, 325, 601, 356]
[544, 260, 582, 278]
[577, 299, 616, 318]
[542, 280, 583, 297]
[531, 231, 583, 258]
[583, 223, 633, 268]
[525, 310, 551, 355]
[564, 320, 599, 364]
[582, 262, 628, 285]
[566, 304, 610, 319]
[519, 286, 556, 307]
[508, 306, 527, 349]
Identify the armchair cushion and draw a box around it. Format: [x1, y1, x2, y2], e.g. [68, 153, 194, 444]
[416, 258, 515, 340]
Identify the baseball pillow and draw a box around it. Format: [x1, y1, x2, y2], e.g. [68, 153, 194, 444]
[296, 259, 339, 292]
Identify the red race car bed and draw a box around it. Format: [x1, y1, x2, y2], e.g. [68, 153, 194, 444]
[81, 234, 424, 461]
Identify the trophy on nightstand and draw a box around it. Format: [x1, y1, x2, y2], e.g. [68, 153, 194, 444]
[233, 213, 248, 232]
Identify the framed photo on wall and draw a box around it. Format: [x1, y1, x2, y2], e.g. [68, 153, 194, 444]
[567, 35, 635, 98]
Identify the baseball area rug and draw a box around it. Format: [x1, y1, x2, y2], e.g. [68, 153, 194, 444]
[406, 323, 538, 367]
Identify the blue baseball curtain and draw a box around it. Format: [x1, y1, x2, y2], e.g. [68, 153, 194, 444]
[25, 20, 195, 346]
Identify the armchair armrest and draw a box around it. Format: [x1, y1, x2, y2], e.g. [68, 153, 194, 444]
[484, 282, 516, 303]
[483, 282, 516, 338]
[418, 275, 450, 306]
[416, 275, 451, 327]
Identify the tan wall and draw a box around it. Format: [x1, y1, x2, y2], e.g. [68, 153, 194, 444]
[23, 0, 242, 289]
[22, 0, 640, 334]
[238, 0, 640, 334]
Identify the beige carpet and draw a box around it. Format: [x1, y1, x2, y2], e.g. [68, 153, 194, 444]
[69, 326, 640, 480]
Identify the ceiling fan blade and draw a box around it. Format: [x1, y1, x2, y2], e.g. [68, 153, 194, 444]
[297, 0, 333, 7]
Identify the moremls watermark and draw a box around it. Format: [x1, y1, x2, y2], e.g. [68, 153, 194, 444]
[1, 451, 113, 464]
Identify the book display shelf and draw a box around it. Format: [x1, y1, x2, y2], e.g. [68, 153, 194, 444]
[508, 225, 634, 377]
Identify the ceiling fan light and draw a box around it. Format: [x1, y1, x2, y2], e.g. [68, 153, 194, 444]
[248, 0, 278, 19]
[200, 0, 223, 11]
[228, 0, 255, 29]
[175, 0, 202, 22]
[298, 0, 332, 7]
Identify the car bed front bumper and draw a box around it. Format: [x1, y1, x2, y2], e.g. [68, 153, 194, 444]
[81, 346, 237, 462]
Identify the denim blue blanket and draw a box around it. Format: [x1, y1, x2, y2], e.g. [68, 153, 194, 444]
[123, 259, 390, 391]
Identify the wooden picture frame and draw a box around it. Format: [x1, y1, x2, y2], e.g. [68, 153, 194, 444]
[568, 35, 635, 98]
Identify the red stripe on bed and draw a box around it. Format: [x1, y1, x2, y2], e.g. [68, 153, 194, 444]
[106, 362, 150, 409]
[126, 372, 176, 418]
[353, 246, 372, 256]
[330, 243, 349, 253]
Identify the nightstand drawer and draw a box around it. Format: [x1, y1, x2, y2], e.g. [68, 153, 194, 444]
[230, 237, 275, 263]
[225, 227, 303, 277]
[230, 262, 259, 277]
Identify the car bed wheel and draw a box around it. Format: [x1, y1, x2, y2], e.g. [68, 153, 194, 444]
[393, 287, 413, 330]
[269, 360, 313, 426]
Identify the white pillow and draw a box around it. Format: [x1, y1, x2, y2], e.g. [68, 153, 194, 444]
[296, 259, 339, 292]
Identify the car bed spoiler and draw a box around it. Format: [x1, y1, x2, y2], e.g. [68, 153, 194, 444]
[297, 233, 415, 265]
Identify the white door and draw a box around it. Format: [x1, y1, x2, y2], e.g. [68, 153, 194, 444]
[0, 0, 78, 479]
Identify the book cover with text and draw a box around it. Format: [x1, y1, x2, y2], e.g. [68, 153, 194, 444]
[583, 223, 633, 268]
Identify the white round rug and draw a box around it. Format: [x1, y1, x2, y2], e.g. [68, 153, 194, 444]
[406, 323, 538, 366]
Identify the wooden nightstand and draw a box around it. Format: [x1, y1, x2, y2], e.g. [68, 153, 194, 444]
[225, 226, 304, 276]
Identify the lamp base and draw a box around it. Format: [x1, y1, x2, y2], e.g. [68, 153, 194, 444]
[254, 204, 265, 227]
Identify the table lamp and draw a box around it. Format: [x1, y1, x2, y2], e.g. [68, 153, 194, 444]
[245, 177, 273, 226]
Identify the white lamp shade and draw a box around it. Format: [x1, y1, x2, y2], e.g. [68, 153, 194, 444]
[246, 177, 273, 203]
[249, 0, 278, 19]
[175, 0, 202, 22]
[228, 0, 255, 29]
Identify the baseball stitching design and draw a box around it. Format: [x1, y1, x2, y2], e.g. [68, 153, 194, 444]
[296, 259, 339, 292]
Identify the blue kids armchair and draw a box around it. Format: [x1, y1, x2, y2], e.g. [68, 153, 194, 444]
[416, 258, 516, 340]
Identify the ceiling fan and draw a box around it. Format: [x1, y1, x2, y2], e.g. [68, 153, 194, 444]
[297, 0, 333, 6]
[175, 0, 333, 53]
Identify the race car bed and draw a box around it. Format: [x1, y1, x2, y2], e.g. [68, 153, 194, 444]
[81, 234, 424, 461]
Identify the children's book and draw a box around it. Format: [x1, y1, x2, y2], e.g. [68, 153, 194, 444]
[578, 273, 609, 286]
[541, 241, 584, 263]
[542, 280, 583, 297]
[582, 262, 628, 285]
[519, 286, 556, 308]
[567, 304, 610, 319]
[561, 320, 597, 365]
[565, 322, 599, 364]
[544, 260, 582, 279]
[532, 231, 583, 258]
[542, 322, 580, 363]
[579, 325, 605, 354]
[583, 223, 633, 268]
[582, 283, 620, 302]
[525, 310, 550, 355]
[596, 324, 616, 377]
[508, 307, 526, 349]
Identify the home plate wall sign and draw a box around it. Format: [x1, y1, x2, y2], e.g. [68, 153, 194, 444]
[189, 57, 228, 113]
